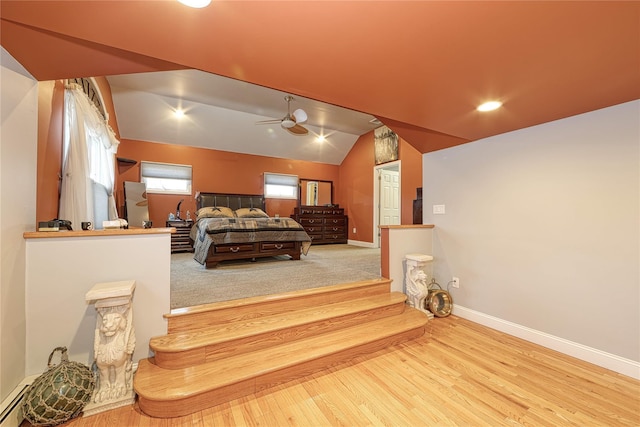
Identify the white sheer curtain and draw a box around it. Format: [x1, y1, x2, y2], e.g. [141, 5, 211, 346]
[59, 83, 119, 230]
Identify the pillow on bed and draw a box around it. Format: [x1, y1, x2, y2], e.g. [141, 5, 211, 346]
[235, 207, 269, 218]
[196, 206, 235, 219]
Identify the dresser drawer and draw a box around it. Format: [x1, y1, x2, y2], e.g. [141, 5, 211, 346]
[260, 242, 295, 252]
[167, 220, 193, 229]
[167, 220, 194, 253]
[303, 226, 322, 234]
[291, 205, 348, 246]
[324, 225, 345, 234]
[214, 243, 255, 254]
[321, 208, 344, 215]
[323, 233, 347, 242]
[299, 218, 323, 226]
[324, 217, 346, 226]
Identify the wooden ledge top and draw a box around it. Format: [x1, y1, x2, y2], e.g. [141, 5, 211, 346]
[379, 224, 434, 229]
[24, 227, 175, 239]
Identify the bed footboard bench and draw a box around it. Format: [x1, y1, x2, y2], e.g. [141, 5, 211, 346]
[204, 241, 302, 268]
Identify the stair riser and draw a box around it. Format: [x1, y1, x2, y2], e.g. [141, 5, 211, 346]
[138, 325, 426, 418]
[154, 301, 407, 369]
[167, 280, 391, 334]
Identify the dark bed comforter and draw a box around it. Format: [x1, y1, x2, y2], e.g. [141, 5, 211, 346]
[191, 217, 312, 265]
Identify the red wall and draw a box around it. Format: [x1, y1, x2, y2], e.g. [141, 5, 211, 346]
[115, 139, 340, 228]
[338, 132, 375, 242]
[338, 132, 423, 243]
[399, 138, 423, 224]
[36, 80, 64, 223]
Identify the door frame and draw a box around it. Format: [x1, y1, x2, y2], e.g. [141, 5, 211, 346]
[373, 160, 401, 248]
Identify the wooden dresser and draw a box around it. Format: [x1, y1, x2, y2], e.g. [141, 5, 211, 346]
[413, 187, 423, 224]
[166, 219, 194, 253]
[291, 205, 348, 244]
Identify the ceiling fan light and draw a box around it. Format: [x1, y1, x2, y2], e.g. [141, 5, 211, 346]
[281, 118, 296, 128]
[292, 108, 308, 124]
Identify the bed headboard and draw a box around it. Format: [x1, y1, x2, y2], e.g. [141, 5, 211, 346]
[196, 192, 265, 211]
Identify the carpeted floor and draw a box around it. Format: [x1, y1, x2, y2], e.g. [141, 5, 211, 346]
[171, 244, 381, 309]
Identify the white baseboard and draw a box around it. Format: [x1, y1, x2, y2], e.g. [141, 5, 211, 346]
[347, 239, 377, 248]
[453, 305, 640, 380]
[0, 374, 38, 427]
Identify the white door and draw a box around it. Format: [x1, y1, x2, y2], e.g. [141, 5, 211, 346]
[379, 169, 400, 225]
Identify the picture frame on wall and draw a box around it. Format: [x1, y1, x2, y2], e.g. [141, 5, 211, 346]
[374, 125, 399, 165]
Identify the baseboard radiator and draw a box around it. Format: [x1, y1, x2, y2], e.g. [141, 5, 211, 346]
[0, 377, 35, 427]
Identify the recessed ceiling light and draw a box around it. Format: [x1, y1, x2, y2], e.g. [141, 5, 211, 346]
[178, 0, 211, 8]
[315, 135, 326, 143]
[477, 101, 502, 112]
[174, 109, 185, 118]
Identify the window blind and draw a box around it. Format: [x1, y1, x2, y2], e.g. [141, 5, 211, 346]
[140, 161, 192, 180]
[264, 173, 298, 187]
[264, 172, 298, 199]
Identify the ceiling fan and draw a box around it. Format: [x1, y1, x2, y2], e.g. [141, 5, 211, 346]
[256, 95, 309, 135]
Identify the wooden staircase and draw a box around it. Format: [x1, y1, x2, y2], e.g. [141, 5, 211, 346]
[134, 278, 428, 418]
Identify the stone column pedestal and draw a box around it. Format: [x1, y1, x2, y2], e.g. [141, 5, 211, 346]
[405, 253, 434, 320]
[84, 280, 136, 416]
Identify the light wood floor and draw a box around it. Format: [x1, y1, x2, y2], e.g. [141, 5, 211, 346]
[30, 315, 639, 427]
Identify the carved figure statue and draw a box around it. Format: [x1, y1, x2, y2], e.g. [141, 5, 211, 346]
[93, 304, 136, 403]
[406, 268, 430, 314]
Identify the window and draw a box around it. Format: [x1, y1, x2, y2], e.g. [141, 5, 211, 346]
[264, 173, 298, 199]
[141, 161, 192, 195]
[59, 82, 119, 228]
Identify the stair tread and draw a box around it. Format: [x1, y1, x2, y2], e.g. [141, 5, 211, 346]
[166, 278, 391, 318]
[151, 292, 407, 352]
[135, 308, 428, 401]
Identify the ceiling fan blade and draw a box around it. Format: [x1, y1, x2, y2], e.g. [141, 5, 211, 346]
[286, 124, 309, 135]
[255, 119, 282, 125]
[292, 108, 307, 124]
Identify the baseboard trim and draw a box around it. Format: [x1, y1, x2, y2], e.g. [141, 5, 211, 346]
[453, 305, 640, 380]
[347, 239, 376, 248]
[0, 374, 38, 427]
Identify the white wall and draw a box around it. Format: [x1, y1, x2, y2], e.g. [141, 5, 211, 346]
[25, 233, 171, 375]
[423, 101, 639, 376]
[0, 49, 173, 400]
[0, 48, 37, 401]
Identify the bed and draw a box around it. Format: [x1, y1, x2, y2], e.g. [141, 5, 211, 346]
[190, 192, 312, 268]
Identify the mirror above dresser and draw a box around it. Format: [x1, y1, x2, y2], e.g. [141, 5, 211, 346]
[299, 179, 333, 207]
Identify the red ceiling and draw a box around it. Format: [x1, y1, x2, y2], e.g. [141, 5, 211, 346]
[1, 1, 638, 152]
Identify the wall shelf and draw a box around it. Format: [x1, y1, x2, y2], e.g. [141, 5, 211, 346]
[117, 157, 137, 174]
[117, 157, 137, 165]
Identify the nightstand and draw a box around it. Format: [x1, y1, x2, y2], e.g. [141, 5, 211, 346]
[166, 219, 194, 253]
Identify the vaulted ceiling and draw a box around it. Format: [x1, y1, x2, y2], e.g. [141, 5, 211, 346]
[103, 70, 382, 164]
[2, 1, 638, 162]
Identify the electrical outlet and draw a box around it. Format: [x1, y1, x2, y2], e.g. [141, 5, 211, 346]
[352, 227, 357, 233]
[452, 277, 460, 288]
